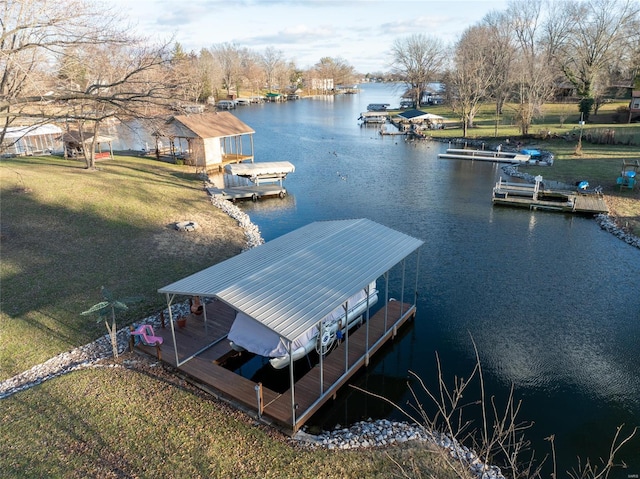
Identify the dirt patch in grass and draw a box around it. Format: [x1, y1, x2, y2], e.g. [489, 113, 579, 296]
[148, 210, 244, 261]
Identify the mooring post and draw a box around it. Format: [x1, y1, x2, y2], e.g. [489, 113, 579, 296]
[255, 383, 263, 417]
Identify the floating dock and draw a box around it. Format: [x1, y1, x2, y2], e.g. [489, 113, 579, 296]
[439, 148, 530, 164]
[492, 177, 608, 214]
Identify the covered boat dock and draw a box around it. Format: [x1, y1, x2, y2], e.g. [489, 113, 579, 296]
[152, 218, 423, 434]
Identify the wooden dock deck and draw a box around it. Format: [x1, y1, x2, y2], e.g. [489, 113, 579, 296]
[439, 148, 530, 164]
[492, 181, 608, 214]
[135, 299, 415, 434]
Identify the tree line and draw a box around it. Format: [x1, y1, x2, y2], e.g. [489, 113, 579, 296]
[2, 0, 639, 168]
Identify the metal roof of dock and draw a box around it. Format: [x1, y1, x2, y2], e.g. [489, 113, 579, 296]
[158, 218, 423, 343]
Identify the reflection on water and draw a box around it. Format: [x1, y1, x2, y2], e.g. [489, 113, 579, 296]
[227, 84, 640, 474]
[168, 84, 640, 473]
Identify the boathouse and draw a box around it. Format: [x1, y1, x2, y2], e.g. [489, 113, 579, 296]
[154, 112, 255, 170]
[152, 218, 423, 434]
[393, 109, 445, 130]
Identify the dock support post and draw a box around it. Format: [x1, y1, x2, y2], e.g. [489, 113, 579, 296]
[255, 383, 263, 418]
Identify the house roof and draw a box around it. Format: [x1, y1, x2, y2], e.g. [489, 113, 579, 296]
[395, 109, 444, 121]
[158, 218, 423, 343]
[157, 112, 254, 139]
[4, 124, 63, 139]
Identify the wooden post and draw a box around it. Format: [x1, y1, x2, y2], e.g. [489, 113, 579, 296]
[160, 310, 165, 329]
[129, 325, 135, 352]
[255, 383, 263, 417]
[155, 343, 162, 361]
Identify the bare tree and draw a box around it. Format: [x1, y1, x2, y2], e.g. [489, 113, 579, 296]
[199, 48, 223, 102]
[508, 0, 556, 135]
[1, 0, 177, 166]
[551, 0, 640, 117]
[482, 11, 517, 136]
[242, 50, 265, 96]
[260, 46, 286, 93]
[446, 26, 496, 137]
[0, 0, 126, 144]
[389, 34, 447, 107]
[211, 42, 244, 98]
[310, 57, 357, 92]
[56, 41, 176, 168]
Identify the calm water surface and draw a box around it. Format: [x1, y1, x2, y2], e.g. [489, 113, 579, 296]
[226, 84, 640, 475]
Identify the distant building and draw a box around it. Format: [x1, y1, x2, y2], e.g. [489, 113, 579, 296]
[311, 78, 334, 92]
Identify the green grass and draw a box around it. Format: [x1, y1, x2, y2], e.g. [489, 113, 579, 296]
[0, 154, 459, 478]
[1, 155, 245, 379]
[0, 362, 455, 478]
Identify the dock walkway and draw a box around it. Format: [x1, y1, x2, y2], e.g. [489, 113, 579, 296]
[135, 299, 414, 434]
[492, 180, 608, 214]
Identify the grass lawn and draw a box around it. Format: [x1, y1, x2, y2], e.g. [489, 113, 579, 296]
[0, 154, 459, 478]
[0, 354, 456, 479]
[0, 154, 245, 379]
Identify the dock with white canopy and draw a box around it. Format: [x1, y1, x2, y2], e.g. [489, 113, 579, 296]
[152, 218, 423, 433]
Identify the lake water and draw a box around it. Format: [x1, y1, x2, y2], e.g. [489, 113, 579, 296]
[221, 84, 640, 476]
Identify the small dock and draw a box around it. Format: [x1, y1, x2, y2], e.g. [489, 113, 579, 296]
[439, 148, 530, 164]
[207, 161, 294, 201]
[135, 299, 415, 435]
[492, 178, 608, 214]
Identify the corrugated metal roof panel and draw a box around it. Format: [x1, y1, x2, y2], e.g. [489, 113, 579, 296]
[158, 218, 423, 342]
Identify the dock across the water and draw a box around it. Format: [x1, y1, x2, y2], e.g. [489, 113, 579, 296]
[492, 178, 608, 214]
[439, 148, 531, 164]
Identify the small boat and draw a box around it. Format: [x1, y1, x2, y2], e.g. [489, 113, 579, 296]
[216, 100, 235, 110]
[228, 282, 378, 369]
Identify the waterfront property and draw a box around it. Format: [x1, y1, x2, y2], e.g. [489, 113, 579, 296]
[492, 177, 608, 214]
[149, 219, 423, 434]
[154, 112, 255, 171]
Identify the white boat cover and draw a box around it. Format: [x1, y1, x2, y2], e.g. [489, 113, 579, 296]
[225, 161, 295, 177]
[228, 288, 369, 358]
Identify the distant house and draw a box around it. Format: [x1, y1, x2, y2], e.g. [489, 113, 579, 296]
[311, 78, 334, 92]
[1, 124, 63, 156]
[154, 112, 255, 170]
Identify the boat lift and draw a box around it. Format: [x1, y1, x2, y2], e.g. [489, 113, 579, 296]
[207, 161, 295, 201]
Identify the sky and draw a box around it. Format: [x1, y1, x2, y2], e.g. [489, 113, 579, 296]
[111, 0, 511, 73]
